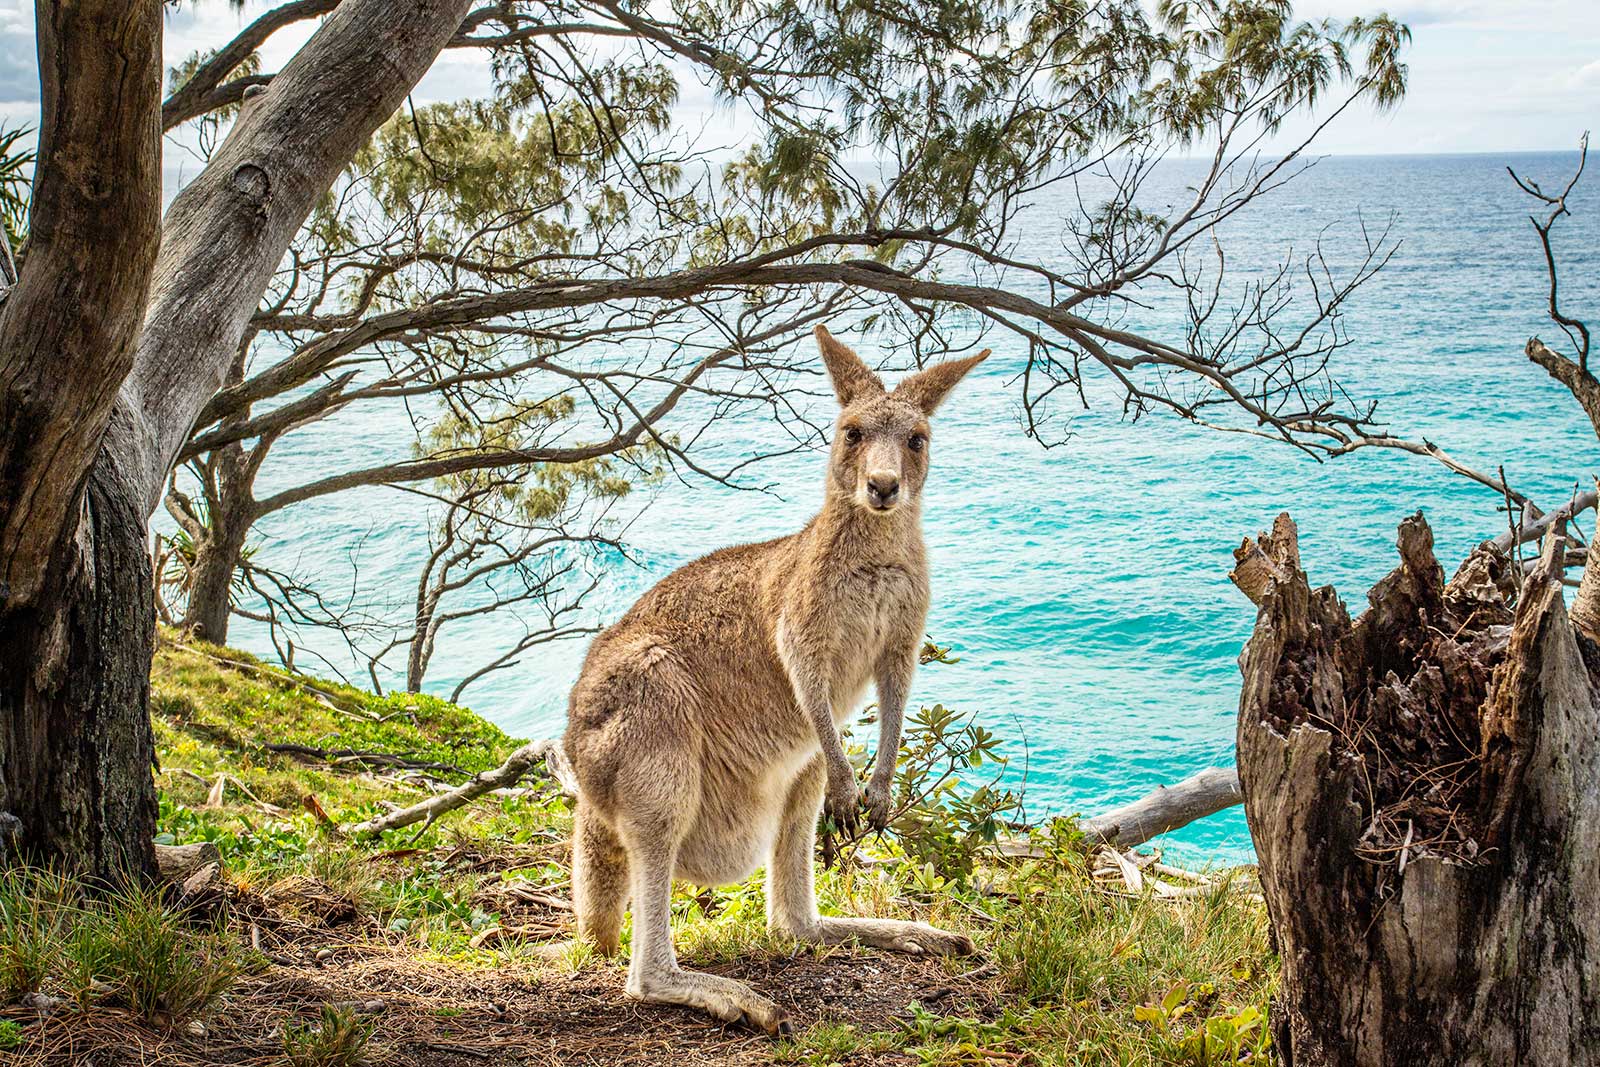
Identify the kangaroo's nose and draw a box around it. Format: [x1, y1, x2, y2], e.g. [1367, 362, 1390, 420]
[866, 473, 900, 509]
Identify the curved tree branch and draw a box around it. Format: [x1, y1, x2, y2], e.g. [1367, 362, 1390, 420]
[121, 0, 479, 520]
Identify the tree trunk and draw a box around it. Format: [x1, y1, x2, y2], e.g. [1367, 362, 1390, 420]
[177, 440, 258, 645]
[406, 607, 438, 694]
[1235, 511, 1600, 1066]
[0, 1, 163, 604]
[182, 518, 250, 645]
[0, 455, 158, 879]
[1, 0, 475, 881]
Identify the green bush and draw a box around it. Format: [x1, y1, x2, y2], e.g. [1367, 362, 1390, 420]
[839, 701, 1023, 887]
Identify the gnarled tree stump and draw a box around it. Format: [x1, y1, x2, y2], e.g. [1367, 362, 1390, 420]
[1234, 512, 1600, 1066]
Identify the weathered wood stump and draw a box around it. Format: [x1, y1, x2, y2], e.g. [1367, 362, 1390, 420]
[1233, 512, 1600, 1066]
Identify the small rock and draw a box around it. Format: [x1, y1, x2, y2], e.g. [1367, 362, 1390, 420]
[316, 948, 335, 963]
[21, 991, 63, 1015]
[327, 999, 386, 1015]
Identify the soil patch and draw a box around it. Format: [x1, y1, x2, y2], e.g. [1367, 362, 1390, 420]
[8, 905, 995, 1066]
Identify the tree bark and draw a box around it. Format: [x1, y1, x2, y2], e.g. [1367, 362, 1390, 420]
[124, 0, 477, 517]
[0, 460, 159, 879]
[1235, 511, 1600, 1066]
[176, 439, 261, 645]
[0, 0, 163, 604]
[182, 510, 251, 645]
[1566, 478, 1600, 647]
[405, 601, 438, 694]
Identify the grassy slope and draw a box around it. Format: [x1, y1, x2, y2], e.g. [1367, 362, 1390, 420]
[8, 633, 1276, 1065]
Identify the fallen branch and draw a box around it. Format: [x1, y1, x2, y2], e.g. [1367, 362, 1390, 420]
[263, 742, 468, 777]
[155, 841, 221, 883]
[349, 739, 575, 836]
[1080, 766, 1244, 848]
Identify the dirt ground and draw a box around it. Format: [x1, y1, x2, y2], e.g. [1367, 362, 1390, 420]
[7, 879, 999, 1066]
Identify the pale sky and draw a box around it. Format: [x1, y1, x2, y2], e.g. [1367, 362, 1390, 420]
[0, 0, 1594, 160]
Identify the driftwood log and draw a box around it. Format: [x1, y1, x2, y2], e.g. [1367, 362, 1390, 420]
[1232, 511, 1600, 1065]
[154, 840, 221, 881]
[1080, 766, 1241, 848]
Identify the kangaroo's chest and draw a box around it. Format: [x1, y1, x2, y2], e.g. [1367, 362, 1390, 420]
[834, 563, 922, 651]
[778, 561, 927, 713]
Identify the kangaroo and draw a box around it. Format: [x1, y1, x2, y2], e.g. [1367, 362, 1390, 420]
[561, 325, 988, 1034]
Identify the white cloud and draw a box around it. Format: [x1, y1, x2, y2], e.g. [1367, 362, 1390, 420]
[0, 2, 35, 111]
[1566, 57, 1600, 90]
[1256, 1, 1598, 155]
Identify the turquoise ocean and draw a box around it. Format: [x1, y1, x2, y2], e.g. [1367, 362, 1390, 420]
[227, 151, 1598, 863]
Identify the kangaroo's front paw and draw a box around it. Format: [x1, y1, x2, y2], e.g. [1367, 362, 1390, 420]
[863, 776, 893, 831]
[823, 772, 861, 836]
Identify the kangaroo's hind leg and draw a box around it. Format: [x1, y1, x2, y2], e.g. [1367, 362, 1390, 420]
[594, 715, 791, 1035]
[619, 808, 792, 1035]
[573, 803, 629, 954]
[767, 758, 974, 957]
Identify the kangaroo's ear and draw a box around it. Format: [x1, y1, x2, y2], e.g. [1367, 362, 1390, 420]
[892, 350, 990, 415]
[815, 325, 885, 406]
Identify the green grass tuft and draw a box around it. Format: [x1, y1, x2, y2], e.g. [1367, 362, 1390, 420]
[0, 866, 241, 1026]
[282, 1005, 376, 1067]
[90, 879, 241, 1023]
[0, 865, 75, 1000]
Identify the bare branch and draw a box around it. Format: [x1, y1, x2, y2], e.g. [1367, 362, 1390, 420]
[349, 739, 576, 836]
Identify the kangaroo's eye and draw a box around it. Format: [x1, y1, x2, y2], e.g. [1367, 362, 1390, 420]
[908, 433, 926, 452]
[843, 427, 862, 446]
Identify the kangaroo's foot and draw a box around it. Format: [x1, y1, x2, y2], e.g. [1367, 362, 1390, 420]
[628, 965, 792, 1035]
[793, 916, 974, 957]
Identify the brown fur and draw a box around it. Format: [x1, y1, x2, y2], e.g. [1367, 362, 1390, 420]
[561, 326, 988, 1033]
